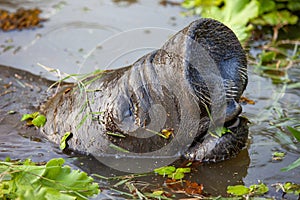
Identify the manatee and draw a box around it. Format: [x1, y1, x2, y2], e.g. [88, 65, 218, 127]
[40, 18, 249, 162]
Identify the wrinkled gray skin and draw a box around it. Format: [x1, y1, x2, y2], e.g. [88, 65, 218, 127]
[41, 18, 249, 162]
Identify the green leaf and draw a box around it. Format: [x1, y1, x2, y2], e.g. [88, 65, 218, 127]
[287, 126, 300, 142]
[152, 190, 164, 196]
[201, 0, 259, 42]
[21, 112, 39, 121]
[249, 183, 269, 195]
[0, 158, 100, 199]
[209, 126, 232, 138]
[21, 112, 47, 128]
[288, 1, 300, 11]
[258, 0, 275, 14]
[169, 172, 184, 180]
[175, 167, 191, 174]
[281, 157, 300, 171]
[32, 114, 47, 127]
[227, 185, 249, 196]
[274, 130, 298, 151]
[106, 132, 126, 138]
[260, 51, 276, 64]
[272, 152, 285, 158]
[113, 179, 130, 187]
[154, 166, 176, 176]
[60, 132, 73, 150]
[168, 167, 191, 180]
[287, 82, 300, 89]
[76, 113, 89, 130]
[283, 182, 300, 195]
[226, 0, 259, 26]
[260, 10, 298, 26]
[21, 113, 33, 121]
[108, 143, 130, 153]
[215, 127, 232, 137]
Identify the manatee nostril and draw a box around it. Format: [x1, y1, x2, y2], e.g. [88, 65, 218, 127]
[225, 100, 242, 122]
[227, 117, 240, 129]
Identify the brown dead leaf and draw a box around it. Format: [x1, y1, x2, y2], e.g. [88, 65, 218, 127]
[185, 180, 203, 195]
[166, 179, 203, 195]
[240, 96, 255, 105]
[0, 8, 46, 31]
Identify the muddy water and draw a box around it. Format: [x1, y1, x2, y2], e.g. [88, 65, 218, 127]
[0, 0, 300, 199]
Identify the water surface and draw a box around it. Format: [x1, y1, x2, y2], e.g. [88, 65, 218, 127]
[0, 0, 299, 199]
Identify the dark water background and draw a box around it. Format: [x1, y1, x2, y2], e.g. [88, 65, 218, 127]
[0, 0, 299, 199]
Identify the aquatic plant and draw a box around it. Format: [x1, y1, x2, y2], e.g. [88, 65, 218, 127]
[0, 158, 99, 199]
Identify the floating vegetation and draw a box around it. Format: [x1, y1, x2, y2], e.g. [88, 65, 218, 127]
[93, 165, 202, 199]
[60, 132, 73, 150]
[272, 151, 285, 161]
[154, 165, 191, 180]
[21, 111, 46, 128]
[273, 182, 300, 196]
[0, 8, 46, 31]
[227, 182, 269, 197]
[0, 158, 100, 199]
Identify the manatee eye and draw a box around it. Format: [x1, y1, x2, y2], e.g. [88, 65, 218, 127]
[117, 95, 134, 121]
[122, 106, 132, 118]
[112, 95, 137, 132]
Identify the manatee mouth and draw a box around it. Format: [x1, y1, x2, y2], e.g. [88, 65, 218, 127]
[186, 115, 249, 162]
[185, 98, 248, 162]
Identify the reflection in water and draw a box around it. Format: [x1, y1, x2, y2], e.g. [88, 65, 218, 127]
[71, 149, 250, 197]
[0, 0, 195, 77]
[191, 149, 250, 195]
[81, 27, 176, 71]
[22, 21, 121, 53]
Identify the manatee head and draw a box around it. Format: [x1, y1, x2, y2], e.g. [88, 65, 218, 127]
[182, 19, 247, 123]
[41, 18, 249, 165]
